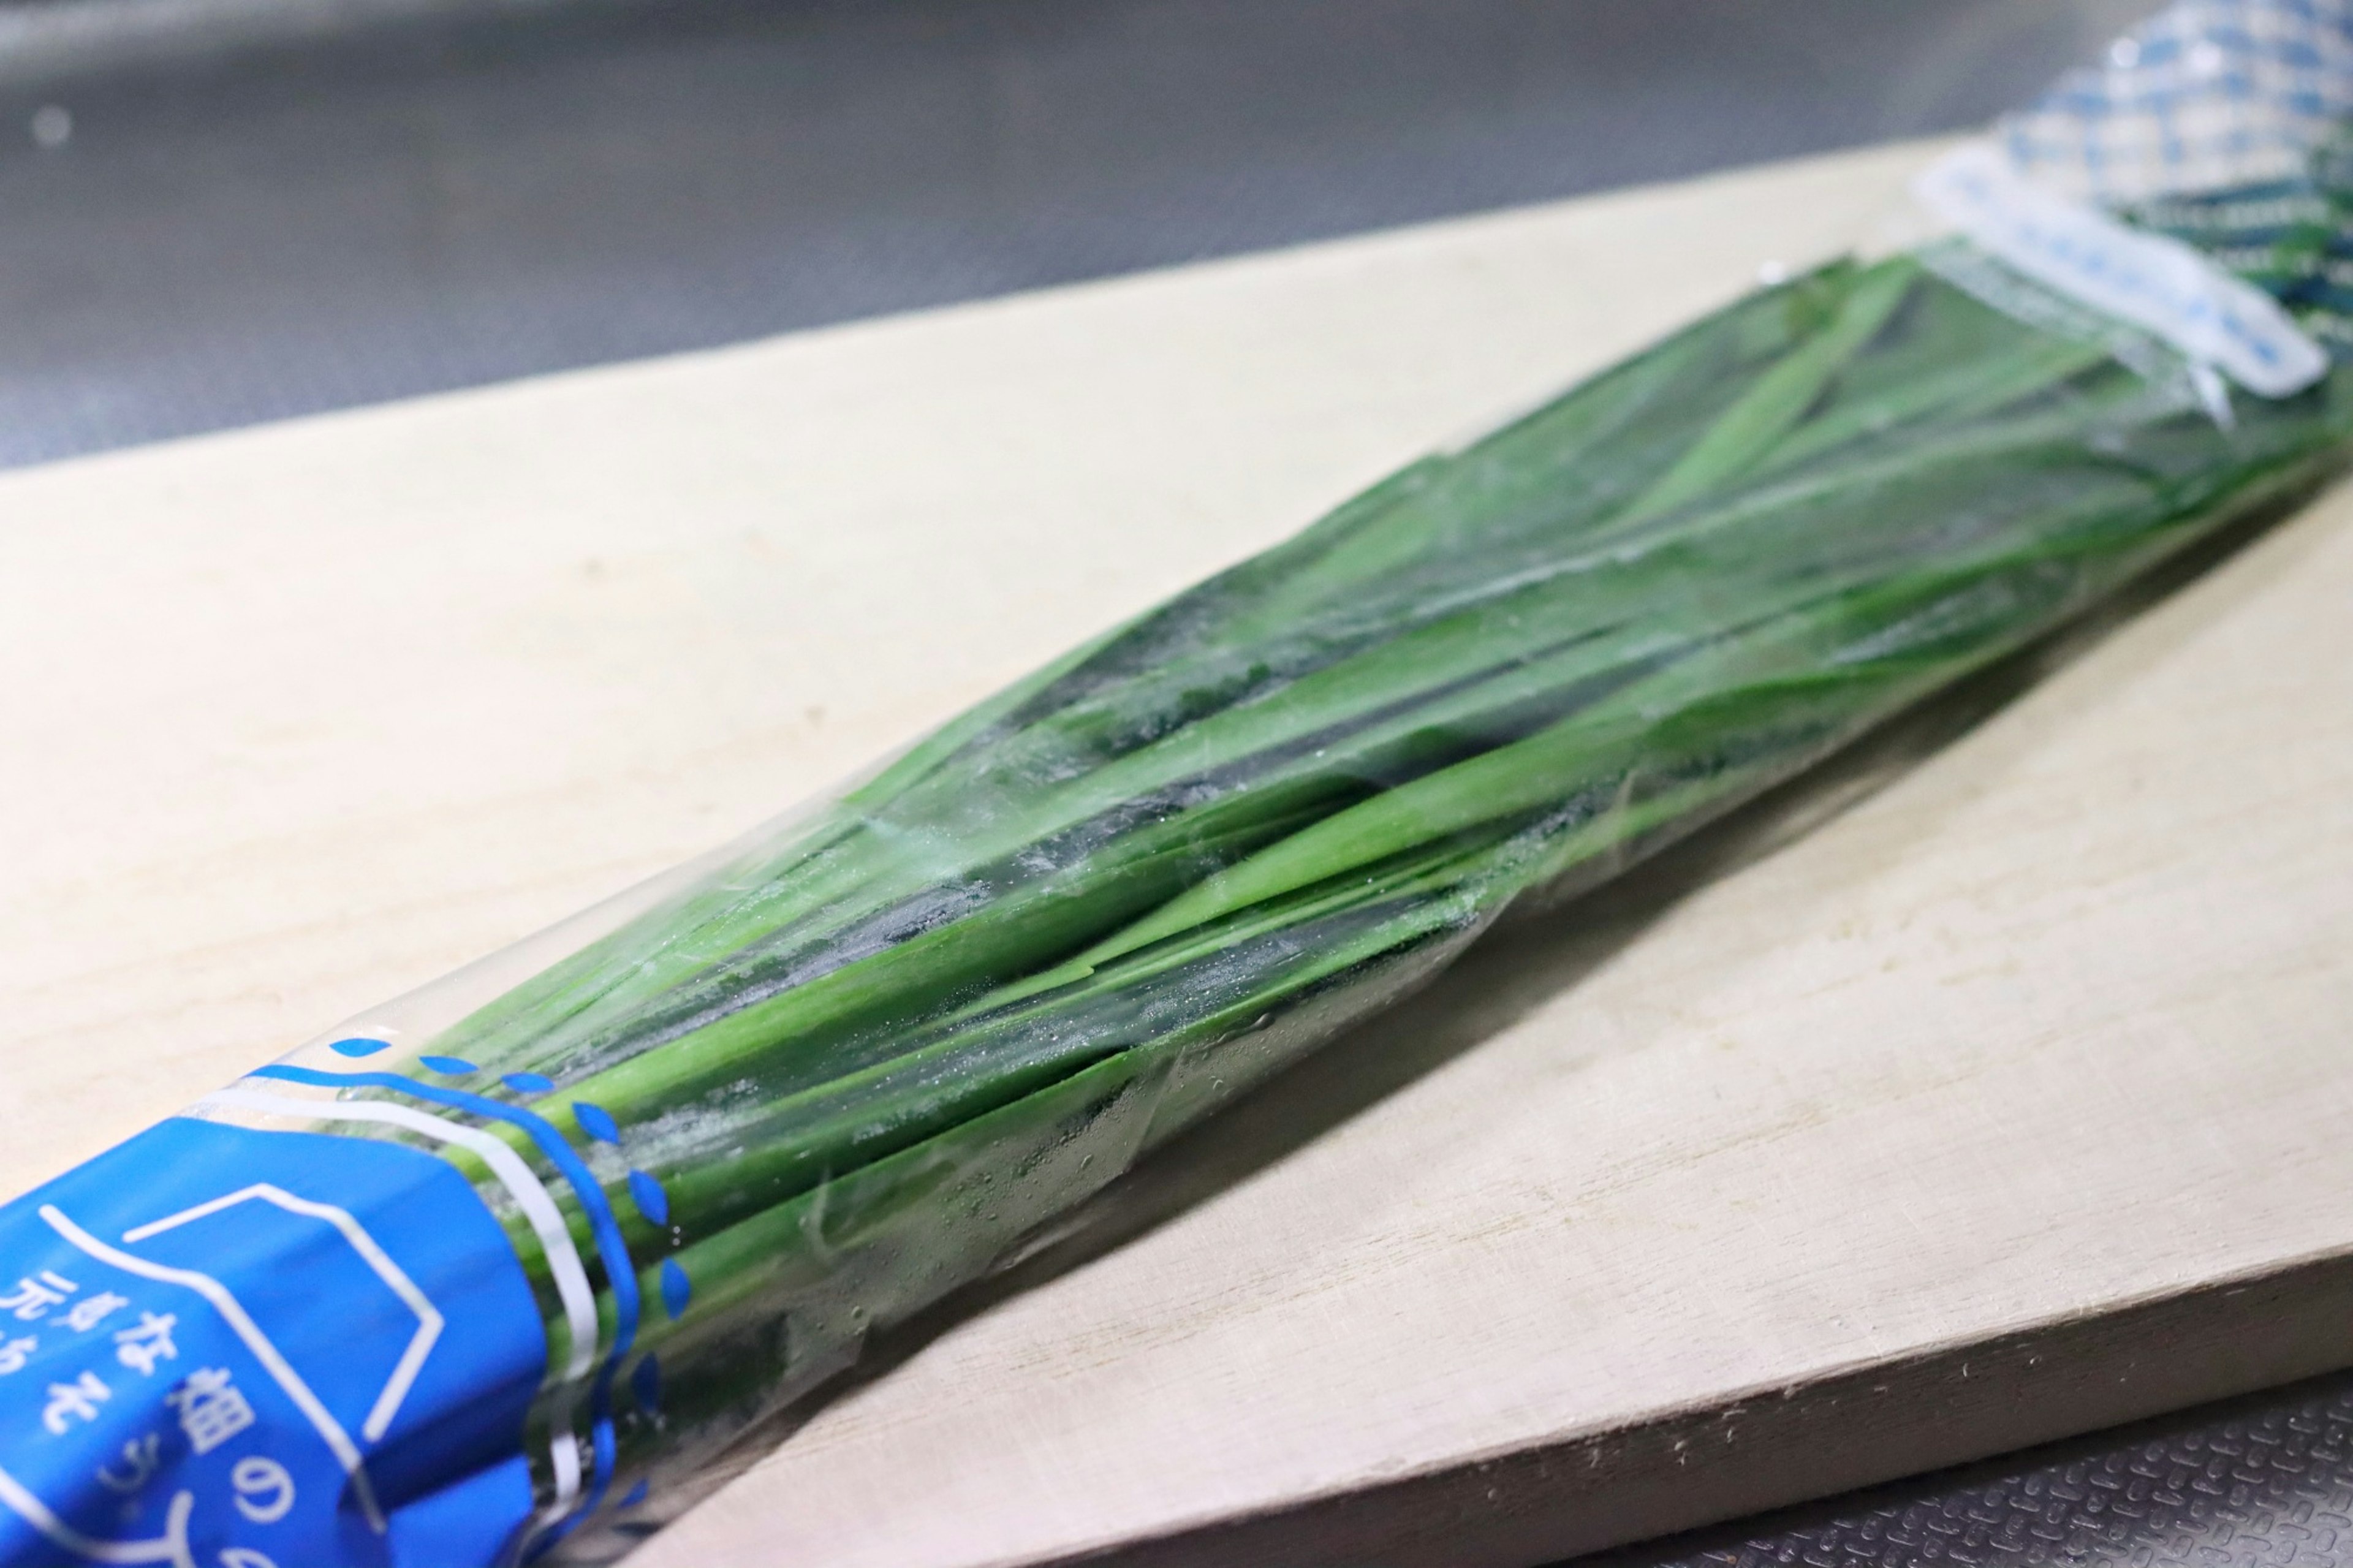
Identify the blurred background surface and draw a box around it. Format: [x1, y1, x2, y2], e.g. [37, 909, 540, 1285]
[20, 2, 2353, 1564]
[0, 0, 2148, 466]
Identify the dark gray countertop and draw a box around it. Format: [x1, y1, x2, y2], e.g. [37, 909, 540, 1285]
[10, 1, 2346, 1562]
[0, 0, 2140, 465]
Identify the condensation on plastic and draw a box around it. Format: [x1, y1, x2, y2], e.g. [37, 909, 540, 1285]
[11, 4, 2353, 1567]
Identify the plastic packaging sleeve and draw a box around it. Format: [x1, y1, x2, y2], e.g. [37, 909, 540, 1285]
[10, 2, 2353, 1563]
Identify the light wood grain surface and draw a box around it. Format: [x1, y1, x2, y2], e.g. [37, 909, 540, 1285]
[5, 137, 2352, 1567]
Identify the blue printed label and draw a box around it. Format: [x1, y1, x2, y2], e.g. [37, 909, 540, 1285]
[1915, 141, 2331, 397]
[0, 1119, 545, 1568]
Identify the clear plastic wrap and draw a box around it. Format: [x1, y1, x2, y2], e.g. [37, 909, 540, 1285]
[9, 3, 2353, 1563]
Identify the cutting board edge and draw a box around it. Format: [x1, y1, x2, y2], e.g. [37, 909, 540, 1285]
[1037, 1242, 2353, 1568]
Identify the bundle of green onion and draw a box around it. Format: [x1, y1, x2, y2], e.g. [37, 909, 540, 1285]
[380, 226, 2353, 1528]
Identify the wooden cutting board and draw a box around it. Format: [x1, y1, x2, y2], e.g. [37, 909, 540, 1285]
[5, 137, 2352, 1568]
